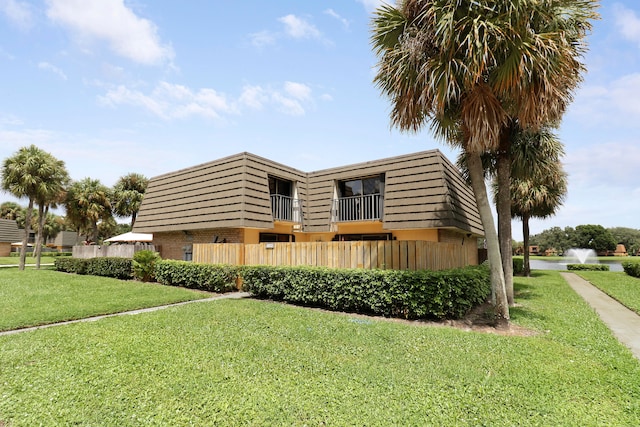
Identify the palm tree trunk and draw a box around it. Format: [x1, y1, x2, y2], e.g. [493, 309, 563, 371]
[19, 200, 34, 271]
[523, 213, 531, 277]
[35, 203, 46, 269]
[466, 151, 509, 322]
[496, 144, 514, 306]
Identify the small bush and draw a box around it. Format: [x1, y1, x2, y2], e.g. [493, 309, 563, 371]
[513, 258, 524, 275]
[567, 264, 609, 271]
[55, 257, 132, 279]
[133, 250, 161, 282]
[241, 265, 490, 320]
[84, 257, 133, 280]
[622, 261, 640, 278]
[54, 257, 87, 274]
[155, 260, 239, 293]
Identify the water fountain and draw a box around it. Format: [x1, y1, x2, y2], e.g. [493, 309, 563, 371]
[565, 248, 598, 265]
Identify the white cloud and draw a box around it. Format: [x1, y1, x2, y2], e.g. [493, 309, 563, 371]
[0, 0, 33, 29]
[100, 80, 321, 119]
[38, 61, 68, 80]
[279, 14, 322, 40]
[565, 142, 640, 190]
[248, 30, 277, 48]
[99, 82, 234, 120]
[614, 4, 640, 45]
[357, 0, 395, 12]
[324, 9, 350, 29]
[569, 73, 640, 125]
[284, 81, 312, 101]
[46, 0, 174, 65]
[239, 82, 316, 116]
[239, 85, 268, 109]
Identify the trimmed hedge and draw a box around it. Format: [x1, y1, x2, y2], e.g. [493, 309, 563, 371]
[622, 261, 640, 278]
[513, 258, 524, 275]
[54, 257, 133, 280]
[241, 264, 491, 320]
[54, 257, 87, 274]
[567, 263, 609, 271]
[154, 260, 239, 293]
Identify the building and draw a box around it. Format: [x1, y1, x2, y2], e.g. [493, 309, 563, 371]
[133, 150, 483, 263]
[0, 219, 21, 257]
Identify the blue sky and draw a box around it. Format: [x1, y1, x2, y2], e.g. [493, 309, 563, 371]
[0, 0, 638, 240]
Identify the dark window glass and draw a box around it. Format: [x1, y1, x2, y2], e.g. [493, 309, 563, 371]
[259, 233, 295, 242]
[269, 176, 292, 196]
[339, 175, 383, 197]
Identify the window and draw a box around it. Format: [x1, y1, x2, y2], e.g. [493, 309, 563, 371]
[268, 176, 299, 222]
[259, 233, 295, 243]
[332, 233, 392, 241]
[334, 174, 385, 221]
[269, 176, 292, 196]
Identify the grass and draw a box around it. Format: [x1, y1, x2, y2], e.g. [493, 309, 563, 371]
[575, 271, 640, 315]
[0, 269, 209, 331]
[0, 270, 639, 425]
[0, 256, 58, 265]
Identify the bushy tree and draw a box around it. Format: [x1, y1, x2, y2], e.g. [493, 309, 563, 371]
[112, 173, 148, 227]
[609, 227, 640, 256]
[65, 178, 112, 243]
[1, 145, 69, 270]
[574, 225, 617, 254]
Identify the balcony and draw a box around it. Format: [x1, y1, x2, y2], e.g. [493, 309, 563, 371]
[270, 194, 302, 223]
[332, 193, 383, 222]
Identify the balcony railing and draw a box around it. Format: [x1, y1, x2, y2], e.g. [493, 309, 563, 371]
[332, 193, 383, 222]
[270, 194, 302, 222]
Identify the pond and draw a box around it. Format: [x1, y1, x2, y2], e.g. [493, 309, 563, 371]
[529, 259, 624, 272]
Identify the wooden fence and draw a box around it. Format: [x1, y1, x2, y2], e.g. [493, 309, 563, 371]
[193, 241, 475, 271]
[73, 244, 156, 259]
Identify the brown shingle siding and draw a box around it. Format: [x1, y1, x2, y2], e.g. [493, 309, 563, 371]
[134, 149, 483, 237]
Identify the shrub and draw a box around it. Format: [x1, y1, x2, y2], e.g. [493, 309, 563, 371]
[54, 257, 87, 274]
[241, 265, 491, 320]
[84, 257, 133, 280]
[132, 250, 161, 282]
[567, 264, 609, 271]
[55, 257, 132, 279]
[622, 261, 640, 278]
[154, 260, 239, 293]
[513, 257, 524, 275]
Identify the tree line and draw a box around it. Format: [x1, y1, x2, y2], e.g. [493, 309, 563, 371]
[525, 225, 640, 257]
[1, 144, 148, 270]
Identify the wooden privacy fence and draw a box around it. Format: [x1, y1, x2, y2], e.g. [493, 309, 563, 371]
[73, 244, 156, 259]
[193, 241, 473, 271]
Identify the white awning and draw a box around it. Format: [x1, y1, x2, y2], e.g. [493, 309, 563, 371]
[104, 232, 153, 242]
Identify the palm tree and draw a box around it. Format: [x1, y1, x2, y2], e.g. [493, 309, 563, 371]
[371, 0, 597, 321]
[1, 145, 69, 270]
[33, 157, 69, 268]
[112, 173, 148, 227]
[509, 130, 568, 276]
[0, 201, 26, 229]
[65, 178, 113, 243]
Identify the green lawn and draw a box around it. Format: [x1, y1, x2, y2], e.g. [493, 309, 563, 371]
[576, 271, 640, 315]
[0, 256, 57, 265]
[0, 270, 639, 425]
[0, 269, 209, 331]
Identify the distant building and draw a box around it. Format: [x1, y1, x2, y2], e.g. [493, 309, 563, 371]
[0, 219, 21, 256]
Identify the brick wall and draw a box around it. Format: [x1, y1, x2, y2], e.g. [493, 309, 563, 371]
[153, 228, 243, 260]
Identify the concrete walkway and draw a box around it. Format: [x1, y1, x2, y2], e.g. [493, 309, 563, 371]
[561, 272, 640, 360]
[0, 291, 251, 337]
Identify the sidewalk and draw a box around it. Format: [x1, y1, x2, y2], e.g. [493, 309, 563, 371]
[0, 291, 251, 337]
[561, 272, 640, 360]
